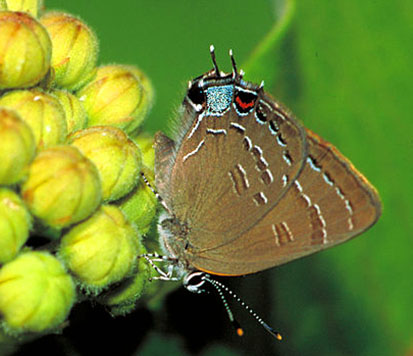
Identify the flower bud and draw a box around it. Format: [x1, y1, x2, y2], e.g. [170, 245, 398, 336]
[59, 205, 141, 293]
[0, 89, 67, 149]
[0, 108, 35, 185]
[77, 65, 148, 134]
[40, 11, 98, 90]
[127, 66, 154, 109]
[116, 166, 157, 235]
[132, 132, 155, 169]
[0, 11, 51, 89]
[123, 65, 154, 134]
[21, 145, 102, 228]
[0, 251, 76, 334]
[4, 0, 43, 17]
[0, 188, 31, 264]
[53, 89, 87, 134]
[67, 126, 142, 202]
[98, 243, 148, 316]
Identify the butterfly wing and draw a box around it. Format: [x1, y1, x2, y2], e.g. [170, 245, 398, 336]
[186, 129, 382, 275]
[155, 93, 308, 250]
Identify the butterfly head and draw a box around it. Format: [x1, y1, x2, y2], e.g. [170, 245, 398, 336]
[185, 46, 260, 115]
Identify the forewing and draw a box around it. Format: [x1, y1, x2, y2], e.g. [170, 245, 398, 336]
[168, 95, 307, 250]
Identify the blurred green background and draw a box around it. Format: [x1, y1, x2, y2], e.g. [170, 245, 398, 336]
[23, 0, 412, 355]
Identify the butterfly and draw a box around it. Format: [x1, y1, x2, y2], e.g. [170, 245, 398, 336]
[143, 46, 381, 338]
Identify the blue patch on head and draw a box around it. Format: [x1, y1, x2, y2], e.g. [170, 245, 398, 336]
[205, 85, 234, 116]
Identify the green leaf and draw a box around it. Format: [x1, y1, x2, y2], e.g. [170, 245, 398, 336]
[269, 2, 413, 356]
[243, 0, 296, 90]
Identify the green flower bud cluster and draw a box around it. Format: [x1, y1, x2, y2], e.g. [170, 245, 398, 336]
[0, 3, 159, 341]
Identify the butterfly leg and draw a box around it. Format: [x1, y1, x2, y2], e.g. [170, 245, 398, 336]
[138, 252, 181, 281]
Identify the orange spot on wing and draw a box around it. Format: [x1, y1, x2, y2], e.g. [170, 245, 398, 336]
[236, 96, 255, 109]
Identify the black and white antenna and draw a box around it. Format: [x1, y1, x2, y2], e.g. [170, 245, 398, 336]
[184, 271, 282, 340]
[229, 49, 238, 79]
[209, 45, 221, 77]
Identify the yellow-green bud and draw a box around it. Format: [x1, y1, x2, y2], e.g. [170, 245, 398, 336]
[40, 11, 98, 91]
[123, 65, 155, 134]
[0, 89, 67, 149]
[4, 0, 43, 17]
[67, 126, 142, 202]
[53, 89, 87, 134]
[98, 243, 148, 316]
[0, 108, 35, 185]
[77, 65, 148, 134]
[116, 166, 157, 235]
[0, 0, 6, 10]
[21, 145, 102, 228]
[0, 188, 31, 264]
[0, 11, 51, 89]
[0, 251, 76, 334]
[59, 205, 140, 293]
[132, 132, 155, 169]
[127, 66, 154, 109]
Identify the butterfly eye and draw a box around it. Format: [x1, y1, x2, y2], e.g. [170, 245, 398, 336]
[187, 82, 206, 106]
